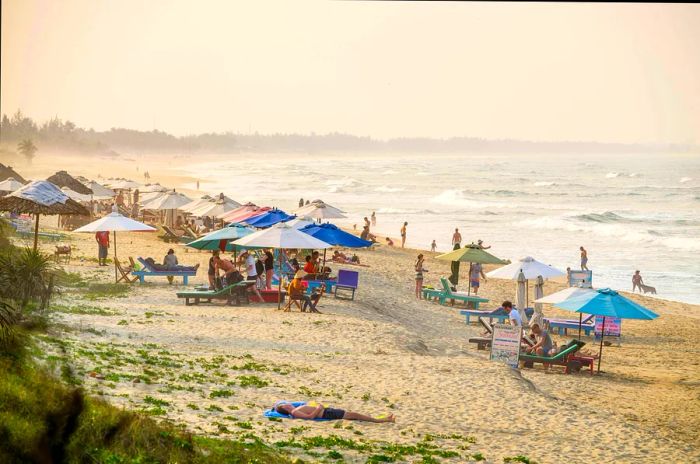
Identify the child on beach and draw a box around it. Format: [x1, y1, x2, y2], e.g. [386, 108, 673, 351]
[415, 253, 427, 299]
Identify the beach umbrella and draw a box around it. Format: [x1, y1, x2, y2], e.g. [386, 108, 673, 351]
[531, 276, 545, 327]
[218, 202, 256, 221]
[214, 193, 241, 209]
[555, 288, 659, 372]
[294, 200, 346, 220]
[181, 195, 213, 213]
[436, 243, 507, 295]
[533, 286, 599, 340]
[300, 223, 373, 248]
[244, 209, 294, 228]
[224, 206, 271, 224]
[83, 180, 115, 199]
[141, 190, 192, 227]
[0, 180, 90, 250]
[0, 163, 27, 183]
[0, 177, 24, 192]
[487, 256, 565, 307]
[74, 211, 156, 282]
[286, 216, 315, 230]
[188, 199, 237, 218]
[61, 187, 92, 202]
[46, 170, 93, 195]
[515, 271, 528, 323]
[186, 223, 254, 252]
[108, 179, 142, 190]
[141, 183, 168, 193]
[448, 243, 461, 287]
[233, 223, 333, 309]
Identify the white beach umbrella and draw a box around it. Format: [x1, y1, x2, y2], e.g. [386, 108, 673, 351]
[108, 179, 142, 190]
[486, 256, 565, 280]
[140, 190, 192, 210]
[293, 200, 346, 220]
[232, 223, 332, 309]
[515, 271, 528, 323]
[533, 286, 598, 304]
[530, 275, 546, 328]
[188, 199, 236, 218]
[141, 183, 168, 193]
[61, 187, 92, 202]
[181, 195, 213, 213]
[83, 180, 115, 198]
[0, 177, 25, 192]
[74, 211, 156, 283]
[286, 216, 315, 229]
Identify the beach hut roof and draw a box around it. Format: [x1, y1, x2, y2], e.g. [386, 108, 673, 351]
[0, 163, 27, 184]
[0, 180, 89, 215]
[0, 177, 25, 192]
[46, 170, 93, 195]
[83, 180, 115, 198]
[61, 187, 93, 202]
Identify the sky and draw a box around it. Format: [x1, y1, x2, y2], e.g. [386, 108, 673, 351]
[2, 1, 699, 144]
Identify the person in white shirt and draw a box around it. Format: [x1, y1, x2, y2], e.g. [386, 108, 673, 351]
[503, 300, 522, 327]
[240, 250, 264, 302]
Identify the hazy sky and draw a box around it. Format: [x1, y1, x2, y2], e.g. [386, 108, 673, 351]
[2, 1, 699, 144]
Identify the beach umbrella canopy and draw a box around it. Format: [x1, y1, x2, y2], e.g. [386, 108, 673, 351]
[0, 177, 24, 192]
[224, 206, 271, 223]
[244, 209, 294, 228]
[74, 211, 156, 282]
[83, 180, 115, 198]
[46, 170, 93, 195]
[436, 243, 507, 265]
[186, 223, 254, 252]
[515, 271, 528, 323]
[61, 187, 92, 202]
[213, 193, 241, 209]
[294, 200, 346, 219]
[0, 180, 90, 250]
[188, 199, 237, 218]
[299, 223, 373, 248]
[555, 288, 659, 372]
[533, 286, 598, 305]
[0, 163, 27, 183]
[233, 223, 332, 309]
[286, 216, 315, 230]
[531, 275, 546, 327]
[486, 256, 565, 280]
[180, 195, 213, 213]
[141, 183, 168, 193]
[108, 179, 142, 189]
[217, 202, 256, 220]
[140, 190, 192, 210]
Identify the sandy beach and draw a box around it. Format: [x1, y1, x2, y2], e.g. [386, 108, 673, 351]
[18, 213, 700, 464]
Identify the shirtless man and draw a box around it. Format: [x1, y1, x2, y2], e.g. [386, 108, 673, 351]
[452, 228, 462, 247]
[580, 246, 589, 271]
[273, 401, 395, 423]
[632, 270, 644, 292]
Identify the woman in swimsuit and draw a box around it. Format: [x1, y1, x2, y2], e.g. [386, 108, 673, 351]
[400, 222, 407, 248]
[274, 402, 395, 423]
[415, 253, 427, 299]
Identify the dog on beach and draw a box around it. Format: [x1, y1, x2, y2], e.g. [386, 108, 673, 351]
[640, 284, 657, 295]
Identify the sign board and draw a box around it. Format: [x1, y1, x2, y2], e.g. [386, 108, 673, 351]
[490, 323, 522, 368]
[569, 270, 592, 288]
[595, 316, 621, 338]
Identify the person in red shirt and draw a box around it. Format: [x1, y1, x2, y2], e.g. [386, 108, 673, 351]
[95, 231, 110, 266]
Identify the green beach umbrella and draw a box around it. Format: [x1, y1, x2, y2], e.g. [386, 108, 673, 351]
[436, 243, 507, 295]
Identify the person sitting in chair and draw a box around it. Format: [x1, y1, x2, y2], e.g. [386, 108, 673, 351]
[162, 249, 200, 271]
[525, 324, 554, 357]
[273, 401, 395, 423]
[287, 271, 318, 312]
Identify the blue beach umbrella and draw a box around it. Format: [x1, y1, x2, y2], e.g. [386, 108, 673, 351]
[555, 288, 659, 372]
[244, 209, 294, 228]
[299, 223, 373, 248]
[186, 223, 254, 252]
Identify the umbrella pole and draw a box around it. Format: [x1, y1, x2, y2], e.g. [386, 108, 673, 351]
[468, 263, 472, 296]
[578, 313, 583, 341]
[113, 231, 118, 283]
[33, 214, 40, 251]
[597, 316, 605, 373]
[277, 251, 282, 310]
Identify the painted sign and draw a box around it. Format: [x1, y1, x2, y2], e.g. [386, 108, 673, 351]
[490, 323, 522, 368]
[569, 270, 592, 288]
[595, 316, 621, 338]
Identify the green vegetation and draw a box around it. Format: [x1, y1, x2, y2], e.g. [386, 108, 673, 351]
[80, 283, 130, 300]
[504, 456, 538, 464]
[238, 375, 270, 388]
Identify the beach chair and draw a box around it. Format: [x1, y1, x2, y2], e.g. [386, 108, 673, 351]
[157, 225, 180, 243]
[438, 278, 489, 309]
[544, 314, 595, 336]
[115, 258, 138, 283]
[283, 286, 305, 312]
[421, 286, 443, 301]
[334, 269, 359, 300]
[468, 319, 536, 350]
[176, 281, 252, 306]
[519, 340, 587, 373]
[54, 245, 72, 264]
[132, 257, 197, 284]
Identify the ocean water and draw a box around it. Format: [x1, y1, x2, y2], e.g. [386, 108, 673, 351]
[175, 152, 700, 304]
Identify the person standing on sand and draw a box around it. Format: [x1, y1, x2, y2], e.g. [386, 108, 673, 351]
[452, 228, 462, 247]
[431, 240, 437, 252]
[371, 211, 376, 226]
[299, 198, 304, 207]
[632, 270, 644, 292]
[469, 262, 487, 294]
[264, 249, 274, 290]
[400, 222, 407, 248]
[196, 180, 200, 190]
[95, 231, 109, 266]
[580, 246, 589, 270]
[415, 254, 427, 299]
[364, 216, 371, 230]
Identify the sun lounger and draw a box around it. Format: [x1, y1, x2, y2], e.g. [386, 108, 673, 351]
[176, 281, 253, 306]
[439, 278, 489, 308]
[156, 225, 180, 243]
[162, 225, 192, 244]
[132, 257, 197, 284]
[544, 314, 595, 336]
[519, 340, 587, 373]
[334, 269, 359, 300]
[468, 318, 536, 350]
[460, 307, 508, 325]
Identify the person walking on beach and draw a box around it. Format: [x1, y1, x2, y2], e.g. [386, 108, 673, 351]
[470, 262, 487, 294]
[415, 254, 427, 299]
[371, 211, 376, 226]
[452, 228, 462, 247]
[400, 222, 407, 248]
[273, 401, 395, 423]
[431, 240, 437, 252]
[299, 198, 304, 207]
[240, 251, 264, 302]
[95, 231, 109, 266]
[580, 246, 589, 270]
[632, 270, 644, 292]
[264, 249, 274, 290]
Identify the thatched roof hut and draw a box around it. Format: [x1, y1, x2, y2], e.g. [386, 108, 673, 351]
[0, 163, 27, 184]
[0, 180, 90, 215]
[46, 170, 93, 195]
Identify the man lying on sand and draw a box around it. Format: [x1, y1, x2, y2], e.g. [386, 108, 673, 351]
[273, 402, 395, 423]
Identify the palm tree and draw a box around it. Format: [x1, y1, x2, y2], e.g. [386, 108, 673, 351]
[18, 139, 38, 163]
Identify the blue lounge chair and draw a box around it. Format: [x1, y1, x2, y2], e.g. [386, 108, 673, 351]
[334, 269, 359, 300]
[132, 257, 197, 284]
[439, 277, 489, 309]
[545, 314, 595, 336]
[460, 307, 509, 325]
